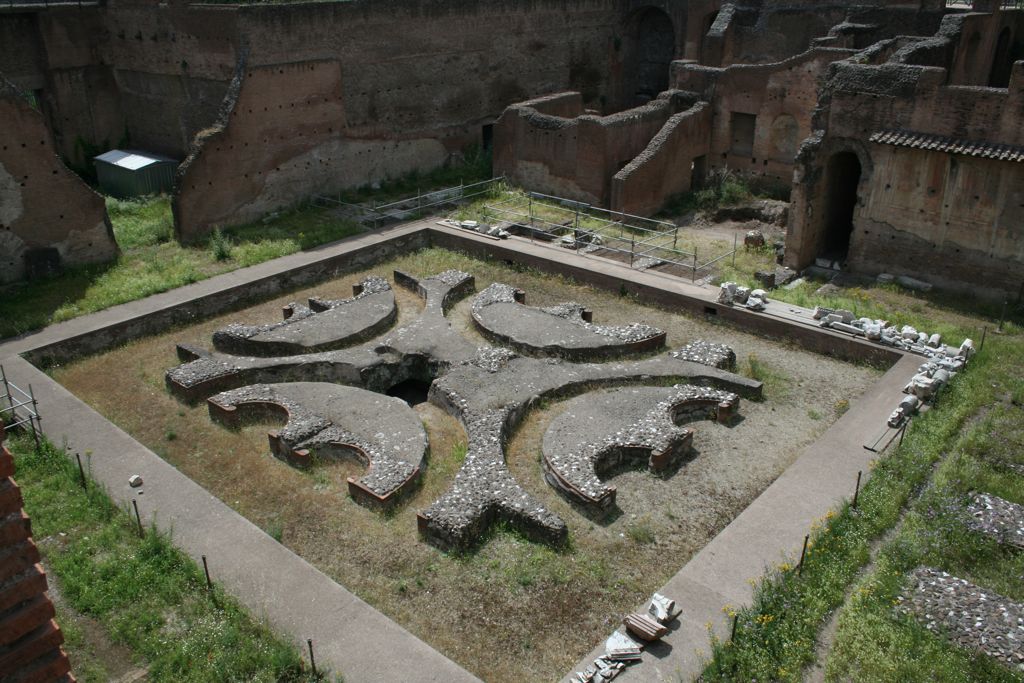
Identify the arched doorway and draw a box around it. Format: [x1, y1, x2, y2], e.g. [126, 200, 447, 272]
[820, 151, 861, 264]
[625, 8, 675, 107]
[989, 28, 1013, 88]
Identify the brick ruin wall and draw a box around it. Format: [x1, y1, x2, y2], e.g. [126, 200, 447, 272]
[3, 0, 646, 240]
[492, 0, 952, 218]
[673, 47, 857, 186]
[0, 423, 75, 682]
[0, 82, 117, 284]
[493, 90, 697, 207]
[787, 9, 1024, 297]
[610, 101, 711, 216]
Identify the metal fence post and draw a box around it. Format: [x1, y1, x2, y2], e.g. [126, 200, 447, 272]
[28, 385, 40, 451]
[733, 232, 738, 267]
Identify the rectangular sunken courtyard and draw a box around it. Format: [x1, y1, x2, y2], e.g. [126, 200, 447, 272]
[48, 247, 880, 682]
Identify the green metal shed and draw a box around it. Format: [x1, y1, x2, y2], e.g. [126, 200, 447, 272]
[93, 149, 179, 198]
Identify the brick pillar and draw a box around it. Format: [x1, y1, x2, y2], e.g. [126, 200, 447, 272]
[0, 422, 75, 682]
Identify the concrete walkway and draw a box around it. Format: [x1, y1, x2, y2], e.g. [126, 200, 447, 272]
[1, 219, 916, 683]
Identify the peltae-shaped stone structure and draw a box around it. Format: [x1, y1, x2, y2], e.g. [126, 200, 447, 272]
[208, 382, 427, 507]
[166, 272, 761, 550]
[212, 276, 395, 357]
[471, 283, 666, 360]
[542, 385, 740, 510]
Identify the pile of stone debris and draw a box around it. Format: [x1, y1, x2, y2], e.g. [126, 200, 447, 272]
[886, 335, 973, 429]
[573, 593, 678, 682]
[813, 306, 974, 361]
[716, 282, 769, 311]
[438, 218, 512, 239]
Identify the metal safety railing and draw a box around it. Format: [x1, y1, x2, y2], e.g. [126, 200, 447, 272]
[312, 177, 507, 230]
[482, 191, 739, 282]
[0, 365, 42, 450]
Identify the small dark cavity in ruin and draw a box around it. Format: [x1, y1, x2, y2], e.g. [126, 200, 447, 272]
[386, 379, 432, 407]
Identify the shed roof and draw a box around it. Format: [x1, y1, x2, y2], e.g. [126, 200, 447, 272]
[94, 149, 178, 171]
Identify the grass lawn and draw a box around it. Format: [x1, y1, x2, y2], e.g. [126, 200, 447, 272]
[700, 330, 1024, 682]
[0, 196, 362, 340]
[7, 432, 330, 682]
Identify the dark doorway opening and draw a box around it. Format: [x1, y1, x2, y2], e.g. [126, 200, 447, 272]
[989, 28, 1013, 88]
[691, 155, 707, 190]
[481, 123, 494, 152]
[729, 112, 756, 157]
[821, 152, 861, 264]
[386, 379, 432, 407]
[625, 8, 675, 107]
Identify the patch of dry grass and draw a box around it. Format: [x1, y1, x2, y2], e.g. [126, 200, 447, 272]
[51, 248, 879, 682]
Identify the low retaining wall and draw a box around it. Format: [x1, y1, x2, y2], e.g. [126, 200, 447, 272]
[16, 221, 901, 371]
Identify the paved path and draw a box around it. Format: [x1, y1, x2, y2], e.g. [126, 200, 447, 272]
[1, 219, 915, 683]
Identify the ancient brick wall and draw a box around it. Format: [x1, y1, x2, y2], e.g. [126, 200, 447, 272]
[5, 0, 626, 169]
[0, 423, 75, 682]
[174, 59, 453, 240]
[674, 47, 856, 183]
[493, 90, 692, 208]
[848, 147, 1024, 295]
[785, 15, 1024, 298]
[0, 81, 117, 284]
[610, 102, 712, 216]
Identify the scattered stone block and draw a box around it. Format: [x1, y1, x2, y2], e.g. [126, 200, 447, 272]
[744, 230, 765, 248]
[754, 271, 776, 289]
[128, 474, 143, 488]
[623, 613, 667, 642]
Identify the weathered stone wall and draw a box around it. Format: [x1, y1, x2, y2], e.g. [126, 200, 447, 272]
[948, 10, 1024, 86]
[610, 101, 712, 216]
[0, 81, 117, 284]
[3, 0, 628, 170]
[493, 90, 695, 208]
[848, 146, 1024, 294]
[786, 14, 1024, 298]
[704, 2, 946, 67]
[173, 59, 450, 240]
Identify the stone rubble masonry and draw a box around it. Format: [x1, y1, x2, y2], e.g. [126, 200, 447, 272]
[541, 384, 740, 510]
[0, 424, 75, 682]
[0, 78, 117, 284]
[670, 340, 737, 370]
[898, 567, 1024, 671]
[208, 382, 427, 508]
[166, 265, 761, 552]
